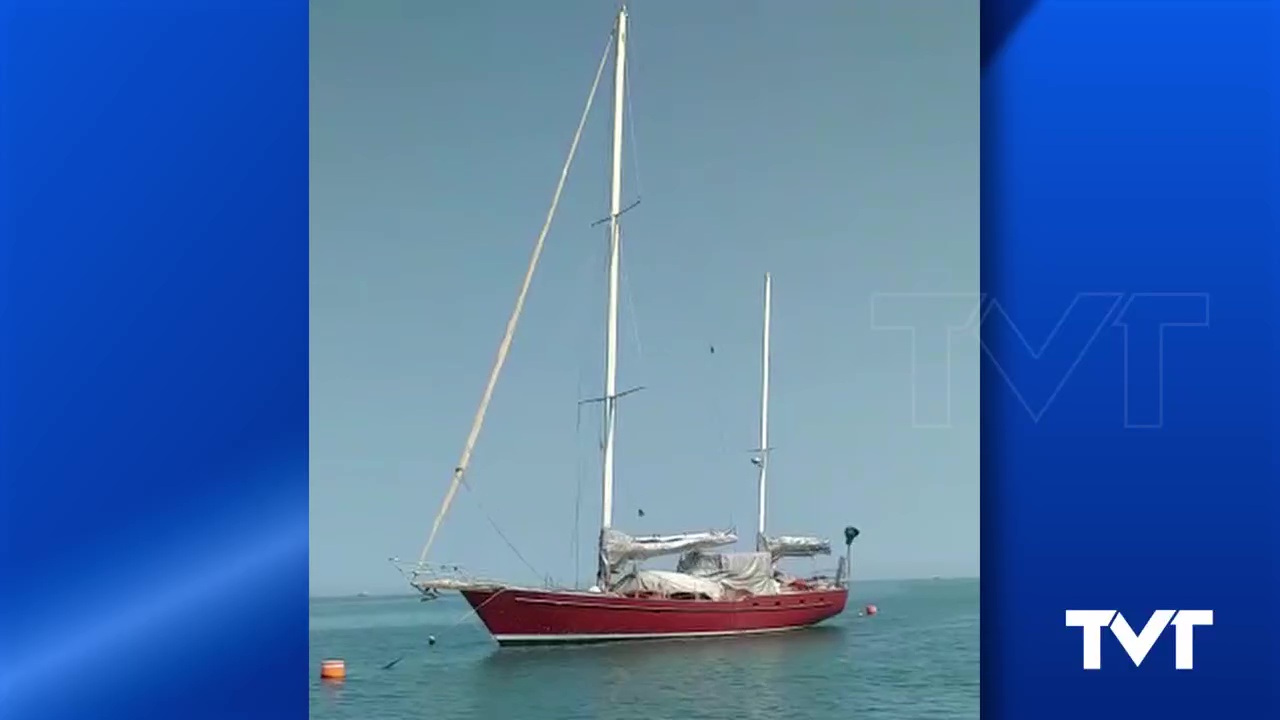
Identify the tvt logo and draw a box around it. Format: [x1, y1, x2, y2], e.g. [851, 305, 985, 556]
[870, 292, 1210, 428]
[1065, 609, 1213, 670]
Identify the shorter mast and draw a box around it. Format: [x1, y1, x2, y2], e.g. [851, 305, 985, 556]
[755, 272, 772, 551]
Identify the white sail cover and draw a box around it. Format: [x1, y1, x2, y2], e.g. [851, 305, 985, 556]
[762, 534, 832, 558]
[611, 569, 726, 600]
[600, 528, 737, 570]
[677, 550, 780, 596]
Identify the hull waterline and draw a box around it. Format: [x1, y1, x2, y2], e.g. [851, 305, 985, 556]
[460, 586, 849, 646]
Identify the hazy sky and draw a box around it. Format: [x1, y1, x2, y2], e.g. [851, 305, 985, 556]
[310, 0, 978, 597]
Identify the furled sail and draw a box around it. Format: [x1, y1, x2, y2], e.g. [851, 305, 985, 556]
[610, 569, 727, 600]
[600, 528, 736, 570]
[762, 534, 832, 558]
[677, 550, 780, 596]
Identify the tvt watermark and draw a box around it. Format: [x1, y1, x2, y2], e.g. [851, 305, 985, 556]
[1065, 609, 1213, 670]
[870, 292, 1210, 428]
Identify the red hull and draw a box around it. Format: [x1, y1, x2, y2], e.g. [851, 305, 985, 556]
[460, 586, 849, 645]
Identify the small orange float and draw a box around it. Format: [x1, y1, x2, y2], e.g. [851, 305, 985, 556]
[865, 604, 878, 616]
[320, 659, 346, 680]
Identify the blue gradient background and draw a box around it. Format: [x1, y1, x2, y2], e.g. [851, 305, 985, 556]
[982, 0, 1279, 718]
[0, 2, 307, 719]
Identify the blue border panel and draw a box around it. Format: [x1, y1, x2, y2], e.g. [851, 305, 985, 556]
[0, 2, 307, 719]
[982, 1, 1278, 718]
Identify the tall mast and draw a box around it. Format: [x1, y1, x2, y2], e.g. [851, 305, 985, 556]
[756, 272, 772, 550]
[598, 5, 628, 584]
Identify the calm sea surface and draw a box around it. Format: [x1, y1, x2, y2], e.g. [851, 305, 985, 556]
[309, 578, 978, 719]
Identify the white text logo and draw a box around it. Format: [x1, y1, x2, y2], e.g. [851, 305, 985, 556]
[1065, 609, 1213, 670]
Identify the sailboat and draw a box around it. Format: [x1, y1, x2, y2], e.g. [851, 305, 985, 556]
[394, 5, 860, 646]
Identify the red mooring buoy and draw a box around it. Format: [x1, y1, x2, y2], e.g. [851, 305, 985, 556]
[320, 658, 346, 680]
[864, 604, 878, 616]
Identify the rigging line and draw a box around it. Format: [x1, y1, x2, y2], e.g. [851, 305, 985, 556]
[623, 28, 644, 201]
[446, 587, 507, 631]
[572, 404, 583, 588]
[621, 266, 646, 372]
[570, 194, 606, 590]
[597, 222, 610, 456]
[417, 32, 616, 566]
[460, 477, 542, 581]
[385, 588, 512, 667]
[602, 267, 644, 516]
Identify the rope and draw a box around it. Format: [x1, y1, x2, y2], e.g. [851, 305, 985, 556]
[613, 266, 647, 518]
[569, 208, 604, 590]
[572, 404, 584, 588]
[382, 588, 512, 669]
[460, 477, 541, 581]
[443, 587, 509, 633]
[622, 268, 647, 370]
[619, 20, 646, 377]
[623, 28, 644, 200]
[417, 32, 616, 566]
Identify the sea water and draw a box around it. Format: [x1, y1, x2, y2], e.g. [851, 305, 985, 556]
[309, 577, 978, 719]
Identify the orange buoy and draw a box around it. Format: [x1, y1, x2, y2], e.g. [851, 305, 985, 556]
[864, 604, 878, 616]
[320, 659, 346, 680]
